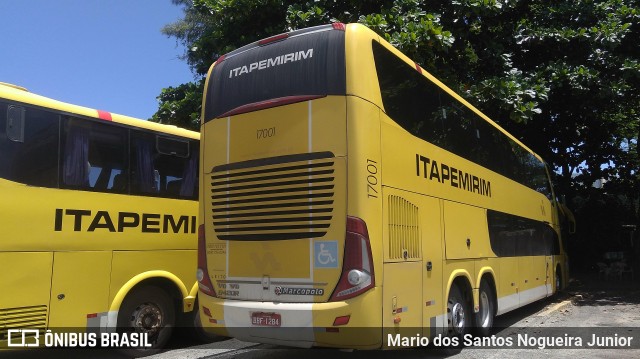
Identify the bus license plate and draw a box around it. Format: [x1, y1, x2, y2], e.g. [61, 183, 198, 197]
[251, 312, 281, 327]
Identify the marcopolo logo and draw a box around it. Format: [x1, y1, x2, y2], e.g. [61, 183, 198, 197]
[274, 286, 324, 296]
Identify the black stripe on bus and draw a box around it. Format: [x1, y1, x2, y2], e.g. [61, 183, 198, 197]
[211, 169, 334, 187]
[213, 216, 332, 226]
[211, 185, 335, 199]
[215, 223, 330, 232]
[212, 192, 333, 207]
[218, 232, 327, 241]
[212, 207, 333, 219]
[211, 177, 333, 192]
[211, 200, 334, 213]
[212, 152, 334, 172]
[211, 161, 333, 180]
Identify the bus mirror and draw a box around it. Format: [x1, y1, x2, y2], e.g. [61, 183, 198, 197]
[7, 105, 25, 143]
[559, 203, 576, 235]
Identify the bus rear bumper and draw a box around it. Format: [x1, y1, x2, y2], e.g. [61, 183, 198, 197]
[198, 289, 382, 349]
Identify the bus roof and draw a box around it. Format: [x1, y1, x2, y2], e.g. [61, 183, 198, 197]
[0, 82, 198, 140]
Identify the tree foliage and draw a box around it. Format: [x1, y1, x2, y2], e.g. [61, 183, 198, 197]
[153, 0, 640, 215]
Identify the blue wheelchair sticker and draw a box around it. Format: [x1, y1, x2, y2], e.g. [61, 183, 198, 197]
[314, 240, 338, 268]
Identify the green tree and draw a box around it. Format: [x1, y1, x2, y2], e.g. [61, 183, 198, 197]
[153, 0, 640, 210]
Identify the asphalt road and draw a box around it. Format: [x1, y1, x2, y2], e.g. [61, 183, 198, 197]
[3, 275, 639, 359]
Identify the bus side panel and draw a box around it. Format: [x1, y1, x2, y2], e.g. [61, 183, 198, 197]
[518, 255, 548, 307]
[443, 201, 494, 260]
[496, 257, 519, 315]
[48, 251, 112, 328]
[0, 252, 52, 327]
[109, 250, 195, 309]
[346, 96, 383, 280]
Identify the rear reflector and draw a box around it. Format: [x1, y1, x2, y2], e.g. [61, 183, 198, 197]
[333, 315, 350, 326]
[202, 306, 213, 318]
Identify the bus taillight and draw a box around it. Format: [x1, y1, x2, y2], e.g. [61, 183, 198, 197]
[197, 224, 217, 297]
[329, 216, 375, 301]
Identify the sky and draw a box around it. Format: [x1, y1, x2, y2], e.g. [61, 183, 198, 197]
[0, 0, 195, 120]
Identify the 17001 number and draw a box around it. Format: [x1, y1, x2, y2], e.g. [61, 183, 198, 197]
[367, 159, 378, 199]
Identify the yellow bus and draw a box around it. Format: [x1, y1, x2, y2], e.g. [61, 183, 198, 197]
[0, 82, 201, 352]
[197, 23, 573, 348]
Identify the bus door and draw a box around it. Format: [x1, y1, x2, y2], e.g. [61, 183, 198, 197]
[381, 188, 430, 340]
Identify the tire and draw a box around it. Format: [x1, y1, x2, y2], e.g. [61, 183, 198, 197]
[473, 280, 495, 337]
[117, 286, 175, 357]
[447, 284, 471, 339]
[555, 268, 563, 293]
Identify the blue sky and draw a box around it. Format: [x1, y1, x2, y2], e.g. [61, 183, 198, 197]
[0, 0, 194, 120]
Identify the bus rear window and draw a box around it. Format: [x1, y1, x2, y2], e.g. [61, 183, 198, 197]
[204, 25, 346, 121]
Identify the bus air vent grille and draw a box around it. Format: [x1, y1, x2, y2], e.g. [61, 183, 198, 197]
[210, 152, 335, 240]
[388, 195, 421, 260]
[0, 305, 48, 340]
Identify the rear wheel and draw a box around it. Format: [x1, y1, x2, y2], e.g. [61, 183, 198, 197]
[555, 267, 563, 292]
[117, 286, 175, 357]
[473, 279, 495, 336]
[447, 284, 471, 338]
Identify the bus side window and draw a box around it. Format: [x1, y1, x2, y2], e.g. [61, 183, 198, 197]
[62, 117, 127, 192]
[0, 102, 59, 188]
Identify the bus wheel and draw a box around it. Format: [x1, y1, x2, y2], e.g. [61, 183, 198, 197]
[447, 284, 470, 338]
[473, 280, 495, 336]
[117, 286, 175, 356]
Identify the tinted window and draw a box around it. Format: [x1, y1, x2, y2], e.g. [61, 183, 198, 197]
[204, 26, 346, 121]
[0, 102, 59, 187]
[131, 131, 198, 200]
[487, 209, 558, 257]
[61, 117, 127, 193]
[372, 40, 551, 197]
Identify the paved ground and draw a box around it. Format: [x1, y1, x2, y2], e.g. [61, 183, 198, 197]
[3, 272, 639, 359]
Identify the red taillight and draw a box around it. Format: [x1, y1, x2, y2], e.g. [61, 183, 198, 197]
[197, 224, 217, 297]
[329, 216, 375, 301]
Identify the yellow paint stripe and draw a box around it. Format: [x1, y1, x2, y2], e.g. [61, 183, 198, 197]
[537, 300, 571, 317]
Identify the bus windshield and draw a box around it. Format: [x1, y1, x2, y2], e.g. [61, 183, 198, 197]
[204, 24, 346, 121]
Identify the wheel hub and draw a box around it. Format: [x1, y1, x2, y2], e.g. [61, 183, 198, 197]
[479, 291, 490, 327]
[451, 302, 466, 334]
[130, 303, 163, 336]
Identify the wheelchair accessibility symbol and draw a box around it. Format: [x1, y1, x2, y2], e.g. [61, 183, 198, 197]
[314, 240, 338, 268]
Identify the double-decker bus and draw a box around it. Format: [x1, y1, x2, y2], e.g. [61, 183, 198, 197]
[197, 23, 573, 348]
[0, 82, 201, 353]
